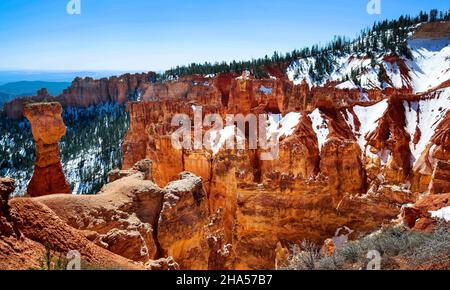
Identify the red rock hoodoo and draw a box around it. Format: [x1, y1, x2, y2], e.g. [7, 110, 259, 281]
[24, 102, 71, 197]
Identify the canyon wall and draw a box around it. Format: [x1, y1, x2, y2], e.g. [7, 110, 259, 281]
[120, 73, 450, 269]
[3, 72, 157, 119]
[1, 72, 448, 269]
[4, 72, 448, 269]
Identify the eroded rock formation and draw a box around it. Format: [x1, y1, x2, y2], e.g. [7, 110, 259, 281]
[12, 71, 444, 269]
[0, 178, 18, 238]
[402, 193, 450, 232]
[0, 161, 207, 269]
[24, 102, 71, 197]
[2, 73, 449, 269]
[36, 160, 162, 263]
[0, 178, 143, 270]
[116, 63, 450, 269]
[2, 22, 449, 269]
[158, 172, 209, 269]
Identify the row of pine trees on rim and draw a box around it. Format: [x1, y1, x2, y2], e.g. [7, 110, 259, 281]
[161, 9, 450, 80]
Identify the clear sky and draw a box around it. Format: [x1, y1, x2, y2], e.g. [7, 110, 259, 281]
[0, 0, 448, 72]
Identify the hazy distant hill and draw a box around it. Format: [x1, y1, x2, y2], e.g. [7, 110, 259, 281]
[0, 81, 71, 97]
[0, 71, 131, 86]
[0, 91, 12, 108]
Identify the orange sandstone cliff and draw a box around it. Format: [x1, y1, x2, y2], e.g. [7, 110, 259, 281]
[0, 177, 146, 270]
[119, 73, 450, 269]
[1, 71, 449, 269]
[3, 72, 158, 119]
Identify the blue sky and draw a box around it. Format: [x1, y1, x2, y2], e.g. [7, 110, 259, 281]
[0, 0, 448, 72]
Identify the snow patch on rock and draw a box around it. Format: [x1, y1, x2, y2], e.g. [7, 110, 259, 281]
[407, 39, 450, 93]
[207, 125, 245, 155]
[267, 112, 302, 140]
[336, 80, 357, 90]
[430, 206, 450, 222]
[351, 99, 389, 152]
[403, 87, 450, 163]
[309, 109, 329, 151]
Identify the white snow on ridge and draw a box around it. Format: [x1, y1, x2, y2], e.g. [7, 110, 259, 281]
[342, 88, 449, 164]
[205, 112, 302, 155]
[287, 57, 316, 86]
[403, 87, 450, 163]
[336, 80, 357, 90]
[267, 112, 302, 140]
[407, 38, 450, 93]
[287, 53, 397, 91]
[206, 125, 244, 155]
[384, 61, 408, 89]
[359, 67, 381, 89]
[430, 206, 450, 222]
[287, 38, 450, 94]
[351, 99, 389, 152]
[309, 109, 329, 151]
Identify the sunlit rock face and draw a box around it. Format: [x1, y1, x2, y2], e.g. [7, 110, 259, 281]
[3, 73, 158, 119]
[157, 172, 210, 270]
[119, 69, 450, 269]
[2, 21, 449, 270]
[24, 102, 71, 197]
[3, 72, 449, 269]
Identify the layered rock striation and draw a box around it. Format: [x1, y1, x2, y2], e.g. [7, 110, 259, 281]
[119, 71, 450, 269]
[2, 74, 449, 269]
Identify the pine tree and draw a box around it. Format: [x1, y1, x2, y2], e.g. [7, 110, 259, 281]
[378, 65, 388, 85]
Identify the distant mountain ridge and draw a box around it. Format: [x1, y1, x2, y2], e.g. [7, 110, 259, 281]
[0, 81, 71, 97]
[0, 71, 129, 86]
[0, 92, 12, 108]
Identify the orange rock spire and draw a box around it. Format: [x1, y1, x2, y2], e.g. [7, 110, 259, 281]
[24, 102, 71, 197]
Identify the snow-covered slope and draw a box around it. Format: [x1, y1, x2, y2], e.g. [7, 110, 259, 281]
[338, 88, 449, 166]
[267, 112, 302, 140]
[205, 112, 302, 155]
[430, 206, 450, 222]
[348, 99, 389, 153]
[407, 39, 450, 93]
[287, 37, 450, 94]
[309, 109, 329, 151]
[288, 55, 383, 89]
[404, 87, 450, 163]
